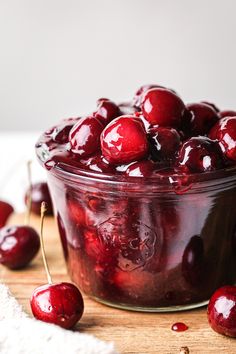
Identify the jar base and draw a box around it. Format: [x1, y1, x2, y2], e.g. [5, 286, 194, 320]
[90, 296, 209, 312]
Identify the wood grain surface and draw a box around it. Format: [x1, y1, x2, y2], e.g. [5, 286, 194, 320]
[2, 214, 236, 354]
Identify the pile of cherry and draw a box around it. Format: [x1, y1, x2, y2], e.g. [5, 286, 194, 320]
[51, 84, 236, 176]
[0, 180, 84, 329]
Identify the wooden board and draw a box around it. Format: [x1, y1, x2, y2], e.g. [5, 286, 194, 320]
[2, 213, 236, 354]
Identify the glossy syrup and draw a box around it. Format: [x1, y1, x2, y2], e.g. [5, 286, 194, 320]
[171, 322, 189, 332]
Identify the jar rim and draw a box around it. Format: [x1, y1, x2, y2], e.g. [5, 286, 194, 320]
[36, 139, 236, 194]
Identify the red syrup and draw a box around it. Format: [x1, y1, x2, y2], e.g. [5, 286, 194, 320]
[171, 322, 189, 332]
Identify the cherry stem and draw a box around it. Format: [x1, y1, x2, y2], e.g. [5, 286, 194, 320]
[40, 202, 53, 285]
[24, 160, 32, 225]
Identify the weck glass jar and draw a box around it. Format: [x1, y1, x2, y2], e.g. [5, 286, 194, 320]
[36, 137, 236, 311]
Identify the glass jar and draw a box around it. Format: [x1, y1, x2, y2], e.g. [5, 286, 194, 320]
[37, 143, 236, 312]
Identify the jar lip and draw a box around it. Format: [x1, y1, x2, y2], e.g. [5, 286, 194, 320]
[52, 160, 236, 181]
[36, 140, 236, 193]
[35, 129, 236, 193]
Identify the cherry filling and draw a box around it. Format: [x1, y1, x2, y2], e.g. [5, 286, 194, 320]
[141, 88, 185, 127]
[133, 84, 164, 108]
[148, 126, 181, 161]
[36, 84, 236, 309]
[209, 116, 236, 161]
[219, 110, 236, 118]
[69, 116, 104, 157]
[177, 137, 224, 173]
[100, 116, 149, 164]
[184, 103, 219, 136]
[94, 99, 121, 124]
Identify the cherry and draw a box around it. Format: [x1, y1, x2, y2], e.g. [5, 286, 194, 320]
[219, 110, 236, 118]
[79, 153, 115, 174]
[46, 118, 79, 144]
[141, 88, 185, 127]
[84, 228, 115, 265]
[94, 99, 121, 124]
[182, 235, 204, 286]
[69, 116, 104, 157]
[67, 197, 86, 226]
[25, 182, 53, 216]
[133, 84, 164, 108]
[149, 126, 181, 161]
[31, 282, 84, 329]
[201, 101, 220, 113]
[100, 115, 149, 164]
[125, 160, 156, 177]
[207, 286, 236, 337]
[0, 225, 40, 269]
[177, 137, 224, 173]
[0, 201, 14, 228]
[0, 162, 40, 269]
[30, 202, 84, 329]
[209, 116, 236, 161]
[184, 103, 219, 135]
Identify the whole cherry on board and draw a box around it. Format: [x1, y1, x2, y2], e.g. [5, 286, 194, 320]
[0, 161, 40, 269]
[30, 202, 84, 329]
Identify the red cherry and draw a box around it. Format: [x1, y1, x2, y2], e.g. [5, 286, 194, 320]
[94, 99, 121, 124]
[141, 88, 185, 127]
[219, 110, 236, 118]
[100, 115, 149, 164]
[67, 198, 86, 226]
[125, 160, 156, 177]
[84, 228, 115, 265]
[69, 116, 104, 157]
[149, 126, 181, 161]
[25, 182, 53, 216]
[87, 195, 104, 212]
[0, 225, 40, 269]
[177, 137, 224, 173]
[112, 269, 153, 299]
[207, 286, 236, 337]
[133, 84, 164, 108]
[201, 101, 220, 113]
[79, 153, 115, 173]
[30, 202, 84, 329]
[184, 103, 219, 135]
[209, 116, 236, 161]
[182, 235, 204, 286]
[30, 282, 84, 329]
[0, 201, 14, 228]
[46, 118, 80, 144]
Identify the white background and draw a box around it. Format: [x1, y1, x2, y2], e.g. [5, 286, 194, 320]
[0, 0, 236, 132]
